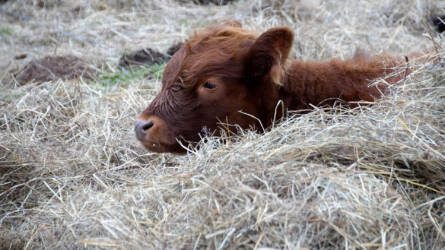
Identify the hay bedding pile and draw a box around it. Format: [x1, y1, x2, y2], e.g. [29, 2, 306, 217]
[0, 0, 444, 249]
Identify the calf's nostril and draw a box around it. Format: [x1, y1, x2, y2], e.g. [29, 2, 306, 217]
[141, 121, 154, 131]
[135, 120, 154, 141]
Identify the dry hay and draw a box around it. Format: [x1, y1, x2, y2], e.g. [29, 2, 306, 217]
[0, 0, 444, 249]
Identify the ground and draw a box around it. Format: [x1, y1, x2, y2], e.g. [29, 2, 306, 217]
[0, 0, 444, 249]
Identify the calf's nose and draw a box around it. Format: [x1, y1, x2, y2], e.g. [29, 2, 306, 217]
[135, 120, 154, 140]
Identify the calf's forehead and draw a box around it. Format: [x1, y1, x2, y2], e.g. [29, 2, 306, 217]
[162, 45, 188, 88]
[162, 27, 257, 88]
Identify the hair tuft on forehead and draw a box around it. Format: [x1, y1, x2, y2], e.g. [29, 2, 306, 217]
[162, 24, 257, 89]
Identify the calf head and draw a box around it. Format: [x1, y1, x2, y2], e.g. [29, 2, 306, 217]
[136, 22, 294, 153]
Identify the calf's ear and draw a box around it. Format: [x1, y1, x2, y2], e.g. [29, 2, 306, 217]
[244, 27, 293, 84]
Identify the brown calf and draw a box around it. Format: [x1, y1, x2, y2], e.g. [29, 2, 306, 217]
[136, 22, 420, 153]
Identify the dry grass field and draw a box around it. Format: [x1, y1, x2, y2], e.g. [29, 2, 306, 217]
[0, 0, 444, 249]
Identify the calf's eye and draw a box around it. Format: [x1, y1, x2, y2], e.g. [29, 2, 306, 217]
[203, 82, 216, 89]
[171, 84, 183, 92]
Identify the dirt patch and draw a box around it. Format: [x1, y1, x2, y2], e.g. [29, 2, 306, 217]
[166, 42, 183, 56]
[432, 15, 445, 33]
[178, 0, 237, 5]
[119, 43, 183, 69]
[13, 55, 96, 85]
[119, 48, 168, 68]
